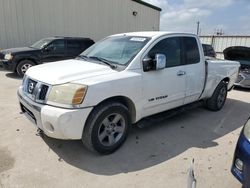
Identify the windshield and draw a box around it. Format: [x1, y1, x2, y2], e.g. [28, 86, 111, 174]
[31, 39, 54, 49]
[81, 36, 150, 66]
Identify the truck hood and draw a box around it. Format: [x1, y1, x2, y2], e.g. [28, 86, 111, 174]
[26, 59, 117, 85]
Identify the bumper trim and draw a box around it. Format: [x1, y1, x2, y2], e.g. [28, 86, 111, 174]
[18, 88, 43, 130]
[1, 59, 16, 71]
[18, 90, 41, 112]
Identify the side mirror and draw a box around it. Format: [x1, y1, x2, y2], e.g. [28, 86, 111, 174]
[155, 54, 166, 70]
[44, 46, 54, 52]
[142, 57, 154, 72]
[142, 53, 166, 72]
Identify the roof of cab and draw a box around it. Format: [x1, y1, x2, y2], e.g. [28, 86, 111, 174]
[111, 31, 198, 38]
[53, 36, 93, 40]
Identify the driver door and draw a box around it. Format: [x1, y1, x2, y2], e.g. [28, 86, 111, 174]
[142, 36, 187, 117]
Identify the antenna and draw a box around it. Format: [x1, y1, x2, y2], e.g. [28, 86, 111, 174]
[196, 21, 200, 35]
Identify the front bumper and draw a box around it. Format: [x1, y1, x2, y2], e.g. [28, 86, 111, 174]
[231, 132, 250, 186]
[17, 87, 93, 140]
[1, 59, 16, 71]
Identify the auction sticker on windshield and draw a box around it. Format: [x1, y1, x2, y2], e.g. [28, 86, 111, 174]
[130, 37, 147, 42]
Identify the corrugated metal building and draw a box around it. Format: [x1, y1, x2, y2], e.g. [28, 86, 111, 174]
[200, 35, 250, 59]
[0, 0, 161, 49]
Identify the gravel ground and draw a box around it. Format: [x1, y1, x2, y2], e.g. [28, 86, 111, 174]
[0, 67, 249, 188]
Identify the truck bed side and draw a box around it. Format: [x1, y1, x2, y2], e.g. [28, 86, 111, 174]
[201, 59, 240, 99]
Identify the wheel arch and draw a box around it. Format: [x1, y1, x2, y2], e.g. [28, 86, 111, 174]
[205, 77, 230, 99]
[82, 95, 135, 154]
[222, 77, 230, 84]
[212, 77, 230, 94]
[221, 77, 231, 90]
[89, 96, 137, 124]
[15, 58, 38, 70]
[205, 80, 228, 111]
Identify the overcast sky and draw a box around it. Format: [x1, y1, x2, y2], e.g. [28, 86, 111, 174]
[144, 0, 250, 35]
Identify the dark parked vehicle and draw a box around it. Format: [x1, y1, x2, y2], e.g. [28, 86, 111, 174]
[231, 118, 250, 187]
[224, 46, 250, 88]
[0, 37, 94, 77]
[202, 44, 216, 58]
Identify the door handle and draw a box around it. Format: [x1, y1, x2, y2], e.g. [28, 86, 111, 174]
[177, 70, 186, 76]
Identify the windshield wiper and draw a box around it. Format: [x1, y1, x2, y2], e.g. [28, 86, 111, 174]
[88, 56, 117, 69]
[77, 55, 88, 60]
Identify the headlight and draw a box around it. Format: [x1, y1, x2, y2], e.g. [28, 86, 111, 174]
[4, 53, 13, 60]
[47, 83, 87, 107]
[243, 118, 250, 140]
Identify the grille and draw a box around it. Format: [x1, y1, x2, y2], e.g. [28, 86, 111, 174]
[236, 75, 244, 83]
[27, 79, 37, 94]
[38, 85, 49, 100]
[23, 77, 50, 103]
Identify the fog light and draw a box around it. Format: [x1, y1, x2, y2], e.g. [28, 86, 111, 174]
[235, 158, 243, 171]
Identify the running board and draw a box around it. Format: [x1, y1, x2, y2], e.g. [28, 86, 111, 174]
[136, 100, 204, 128]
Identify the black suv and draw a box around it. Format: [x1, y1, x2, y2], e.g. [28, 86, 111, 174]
[0, 37, 94, 77]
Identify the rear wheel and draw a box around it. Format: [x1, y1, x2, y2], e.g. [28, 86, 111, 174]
[206, 81, 228, 111]
[82, 102, 131, 154]
[16, 60, 35, 77]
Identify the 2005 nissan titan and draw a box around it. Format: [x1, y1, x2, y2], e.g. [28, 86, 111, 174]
[17, 32, 240, 154]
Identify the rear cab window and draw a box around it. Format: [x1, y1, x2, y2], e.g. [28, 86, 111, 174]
[183, 37, 200, 64]
[67, 40, 82, 49]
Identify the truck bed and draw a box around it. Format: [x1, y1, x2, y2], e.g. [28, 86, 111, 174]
[202, 59, 240, 99]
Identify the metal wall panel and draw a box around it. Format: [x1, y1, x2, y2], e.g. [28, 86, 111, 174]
[0, 0, 160, 49]
[200, 36, 250, 59]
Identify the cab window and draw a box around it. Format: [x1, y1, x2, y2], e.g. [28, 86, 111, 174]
[183, 37, 200, 64]
[148, 37, 182, 68]
[47, 40, 65, 52]
[67, 40, 82, 49]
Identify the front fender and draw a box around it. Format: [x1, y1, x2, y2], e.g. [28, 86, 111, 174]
[79, 71, 143, 122]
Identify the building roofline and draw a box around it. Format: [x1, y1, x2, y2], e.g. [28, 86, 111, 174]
[131, 0, 162, 11]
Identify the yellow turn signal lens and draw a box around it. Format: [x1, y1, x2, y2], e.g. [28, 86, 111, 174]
[72, 87, 87, 105]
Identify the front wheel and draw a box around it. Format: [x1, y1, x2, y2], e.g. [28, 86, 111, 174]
[206, 81, 228, 111]
[82, 102, 131, 154]
[16, 60, 36, 77]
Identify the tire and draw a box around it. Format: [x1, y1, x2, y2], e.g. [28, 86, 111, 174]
[206, 81, 228, 111]
[82, 102, 131, 154]
[16, 60, 36, 77]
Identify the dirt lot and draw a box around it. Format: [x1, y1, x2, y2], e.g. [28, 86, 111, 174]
[0, 67, 249, 188]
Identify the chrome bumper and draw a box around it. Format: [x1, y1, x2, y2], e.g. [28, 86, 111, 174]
[18, 87, 44, 130]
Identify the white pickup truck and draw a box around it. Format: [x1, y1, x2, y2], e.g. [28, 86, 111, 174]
[18, 32, 240, 154]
